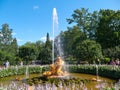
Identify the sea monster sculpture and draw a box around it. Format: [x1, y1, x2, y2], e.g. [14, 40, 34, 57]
[43, 57, 69, 78]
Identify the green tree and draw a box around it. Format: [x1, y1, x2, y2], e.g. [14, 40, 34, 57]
[35, 40, 44, 60]
[19, 45, 37, 65]
[60, 26, 86, 59]
[24, 42, 39, 57]
[0, 23, 18, 65]
[67, 8, 99, 39]
[45, 33, 51, 48]
[38, 33, 52, 64]
[103, 45, 120, 59]
[95, 9, 120, 49]
[10, 38, 18, 55]
[0, 50, 16, 65]
[74, 39, 103, 64]
[0, 50, 7, 64]
[35, 40, 44, 51]
[0, 24, 13, 51]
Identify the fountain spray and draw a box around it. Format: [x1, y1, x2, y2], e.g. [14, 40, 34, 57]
[52, 8, 58, 64]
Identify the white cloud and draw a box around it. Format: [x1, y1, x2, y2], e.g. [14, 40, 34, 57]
[17, 39, 23, 42]
[33, 5, 39, 10]
[40, 36, 53, 42]
[40, 36, 46, 42]
[12, 32, 17, 36]
[28, 40, 33, 42]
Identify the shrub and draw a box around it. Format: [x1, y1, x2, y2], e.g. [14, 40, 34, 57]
[68, 65, 120, 80]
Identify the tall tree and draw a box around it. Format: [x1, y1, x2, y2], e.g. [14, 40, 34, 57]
[60, 26, 86, 59]
[74, 39, 103, 64]
[0, 23, 18, 65]
[67, 8, 99, 39]
[45, 33, 51, 48]
[0, 23, 13, 51]
[95, 9, 120, 49]
[38, 33, 52, 64]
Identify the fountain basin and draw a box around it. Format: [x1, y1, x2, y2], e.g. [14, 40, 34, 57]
[0, 73, 116, 90]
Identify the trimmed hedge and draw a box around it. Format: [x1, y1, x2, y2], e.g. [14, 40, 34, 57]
[68, 65, 120, 80]
[0, 65, 42, 78]
[0, 65, 120, 80]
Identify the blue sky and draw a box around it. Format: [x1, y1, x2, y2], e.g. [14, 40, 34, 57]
[0, 0, 120, 46]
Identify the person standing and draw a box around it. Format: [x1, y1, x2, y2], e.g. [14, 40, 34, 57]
[6, 61, 10, 68]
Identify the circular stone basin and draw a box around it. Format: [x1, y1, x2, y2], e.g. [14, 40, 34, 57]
[70, 73, 116, 89]
[0, 73, 116, 90]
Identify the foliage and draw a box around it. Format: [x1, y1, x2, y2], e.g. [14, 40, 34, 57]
[38, 33, 52, 64]
[0, 50, 16, 65]
[73, 39, 103, 63]
[0, 23, 18, 65]
[68, 65, 120, 80]
[0, 66, 42, 78]
[19, 45, 37, 65]
[26, 75, 90, 87]
[67, 8, 99, 39]
[95, 9, 120, 49]
[103, 45, 120, 59]
[0, 24, 13, 50]
[59, 26, 87, 59]
[0, 8, 120, 65]
[0, 65, 120, 81]
[101, 57, 111, 64]
[65, 8, 120, 63]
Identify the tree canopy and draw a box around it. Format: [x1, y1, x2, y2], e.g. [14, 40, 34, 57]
[0, 8, 120, 65]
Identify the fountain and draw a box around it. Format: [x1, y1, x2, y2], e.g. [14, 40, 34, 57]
[43, 8, 69, 78]
[43, 56, 69, 78]
[91, 65, 102, 82]
[52, 8, 58, 64]
[96, 65, 99, 81]
[0, 8, 117, 90]
[25, 66, 29, 79]
[15, 65, 18, 75]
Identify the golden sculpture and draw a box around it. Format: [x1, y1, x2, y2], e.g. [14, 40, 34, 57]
[43, 57, 69, 78]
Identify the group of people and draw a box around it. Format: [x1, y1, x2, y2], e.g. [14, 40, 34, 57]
[3, 61, 23, 68]
[108, 58, 120, 65]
